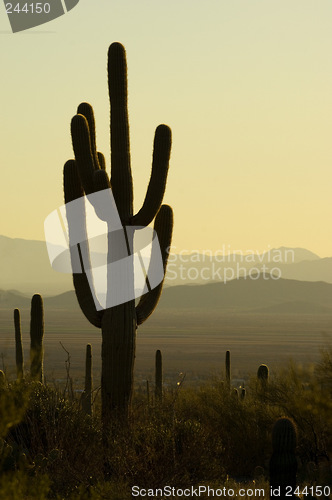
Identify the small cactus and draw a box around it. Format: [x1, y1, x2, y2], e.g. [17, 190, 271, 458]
[257, 364, 269, 383]
[269, 417, 297, 499]
[30, 294, 44, 383]
[146, 380, 150, 406]
[0, 370, 6, 390]
[225, 350, 231, 391]
[82, 344, 93, 416]
[14, 308, 24, 381]
[155, 349, 162, 402]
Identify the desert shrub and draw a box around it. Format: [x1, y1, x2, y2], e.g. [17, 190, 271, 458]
[174, 381, 278, 478]
[252, 361, 332, 479]
[5, 383, 103, 497]
[1, 352, 332, 498]
[0, 470, 49, 499]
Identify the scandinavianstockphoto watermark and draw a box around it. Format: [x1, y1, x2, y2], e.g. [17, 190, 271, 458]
[165, 245, 296, 284]
[44, 186, 295, 307]
[44, 188, 165, 310]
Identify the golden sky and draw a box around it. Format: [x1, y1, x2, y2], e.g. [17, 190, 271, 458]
[0, 1, 331, 256]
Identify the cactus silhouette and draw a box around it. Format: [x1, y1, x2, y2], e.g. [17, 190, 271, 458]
[14, 308, 24, 381]
[269, 417, 297, 500]
[257, 364, 269, 382]
[30, 294, 44, 383]
[0, 370, 6, 390]
[82, 344, 93, 416]
[64, 42, 173, 421]
[155, 349, 162, 402]
[225, 350, 231, 391]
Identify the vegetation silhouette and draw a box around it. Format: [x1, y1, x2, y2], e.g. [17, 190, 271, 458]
[0, 353, 331, 497]
[63, 42, 173, 423]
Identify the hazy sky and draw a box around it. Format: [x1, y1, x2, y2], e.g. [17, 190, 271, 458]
[1, 1, 332, 256]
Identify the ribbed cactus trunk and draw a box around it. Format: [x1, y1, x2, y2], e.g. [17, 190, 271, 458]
[269, 417, 297, 500]
[30, 294, 44, 383]
[225, 350, 231, 391]
[155, 349, 162, 402]
[14, 308, 24, 381]
[101, 304, 136, 419]
[82, 343, 93, 416]
[64, 43, 173, 424]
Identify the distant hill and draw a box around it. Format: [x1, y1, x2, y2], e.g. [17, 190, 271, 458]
[0, 289, 32, 308]
[277, 257, 332, 283]
[0, 234, 331, 294]
[0, 235, 72, 295]
[251, 300, 332, 315]
[1, 274, 332, 314]
[158, 274, 332, 313]
[164, 246, 325, 286]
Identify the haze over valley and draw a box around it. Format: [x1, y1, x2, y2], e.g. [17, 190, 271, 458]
[0, 235, 331, 386]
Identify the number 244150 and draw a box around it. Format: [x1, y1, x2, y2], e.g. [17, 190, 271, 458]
[5, 3, 51, 14]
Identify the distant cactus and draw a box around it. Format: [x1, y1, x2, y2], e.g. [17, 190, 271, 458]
[14, 308, 24, 380]
[225, 350, 231, 391]
[146, 380, 150, 406]
[269, 417, 297, 499]
[64, 42, 173, 421]
[155, 349, 162, 402]
[257, 364, 269, 389]
[0, 370, 6, 390]
[30, 294, 44, 383]
[82, 344, 93, 416]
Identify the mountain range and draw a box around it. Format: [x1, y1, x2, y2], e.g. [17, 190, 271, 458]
[1, 273, 332, 315]
[0, 234, 331, 295]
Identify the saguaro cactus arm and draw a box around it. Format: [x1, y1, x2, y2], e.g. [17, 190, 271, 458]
[136, 204, 173, 325]
[63, 160, 103, 329]
[131, 124, 172, 227]
[108, 43, 133, 220]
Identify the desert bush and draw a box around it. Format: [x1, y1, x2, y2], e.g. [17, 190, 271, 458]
[251, 361, 332, 475]
[0, 351, 332, 498]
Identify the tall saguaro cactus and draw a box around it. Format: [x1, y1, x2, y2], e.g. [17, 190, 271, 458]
[64, 43, 173, 421]
[30, 294, 44, 383]
[14, 308, 24, 381]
